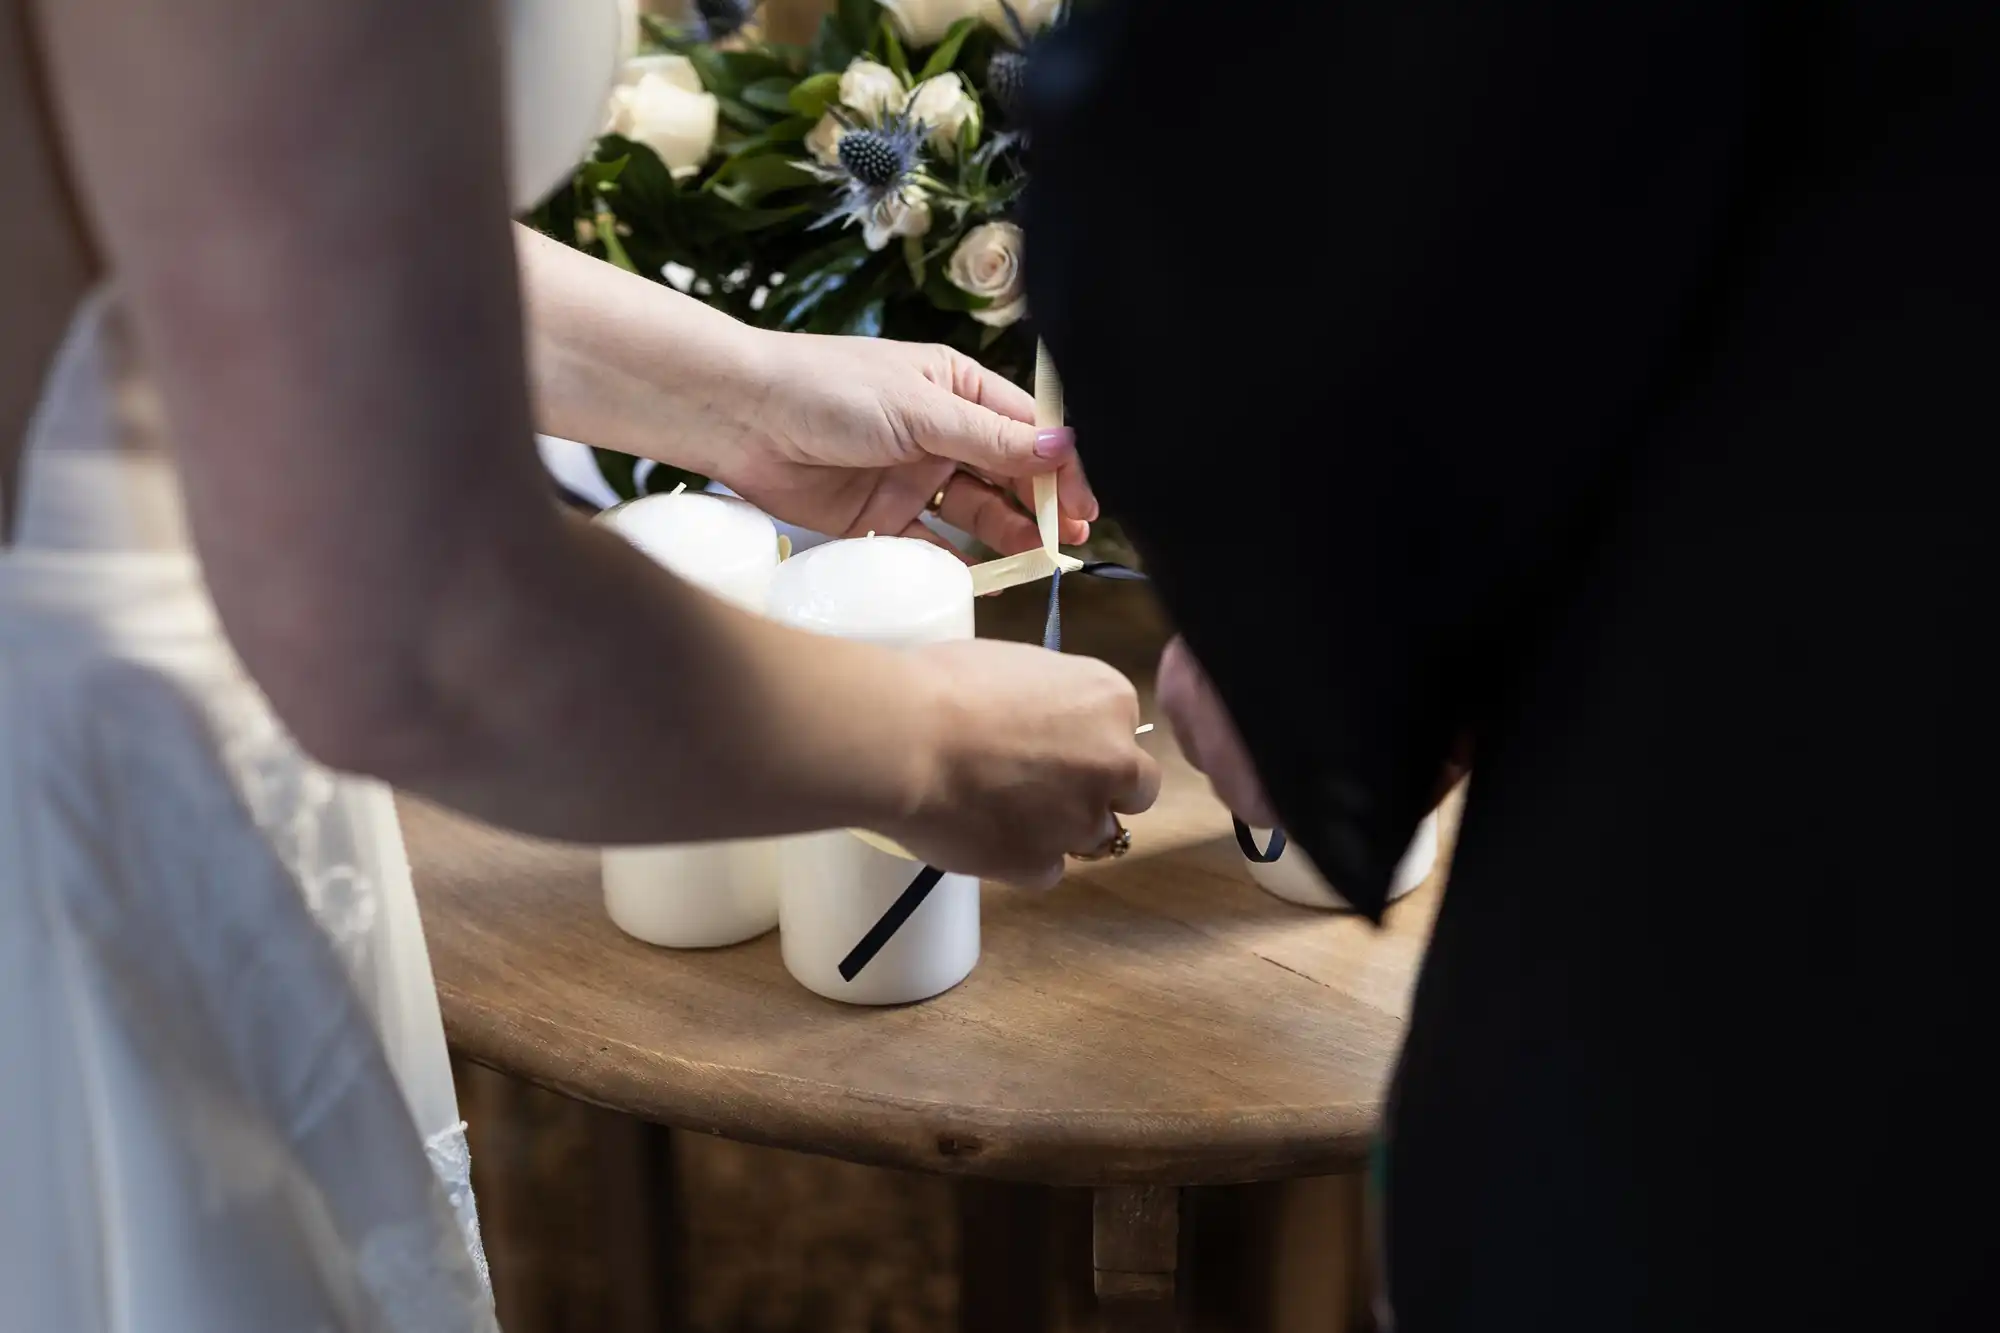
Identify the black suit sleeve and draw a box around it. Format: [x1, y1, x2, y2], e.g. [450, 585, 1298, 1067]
[1025, 0, 1764, 915]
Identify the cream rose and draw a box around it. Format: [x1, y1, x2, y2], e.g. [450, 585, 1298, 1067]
[837, 58, 907, 124]
[863, 189, 934, 252]
[804, 112, 848, 166]
[879, 0, 986, 48]
[904, 73, 979, 155]
[946, 221, 1027, 327]
[605, 54, 719, 179]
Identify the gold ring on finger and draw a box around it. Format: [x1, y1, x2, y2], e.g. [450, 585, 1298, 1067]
[1073, 819, 1132, 862]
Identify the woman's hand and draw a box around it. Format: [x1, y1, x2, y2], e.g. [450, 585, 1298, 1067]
[887, 639, 1160, 889]
[516, 229, 1094, 554]
[716, 330, 1096, 554]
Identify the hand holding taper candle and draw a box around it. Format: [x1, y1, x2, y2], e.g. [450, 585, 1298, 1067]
[833, 340, 1153, 986]
[896, 345, 1158, 889]
[840, 721, 1159, 985]
[871, 637, 1160, 891]
[768, 534, 1157, 1002]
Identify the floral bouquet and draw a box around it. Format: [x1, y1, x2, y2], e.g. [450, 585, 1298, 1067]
[523, 0, 1066, 501]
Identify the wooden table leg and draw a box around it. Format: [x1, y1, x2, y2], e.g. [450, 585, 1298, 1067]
[959, 1180, 1053, 1333]
[1093, 1185, 1180, 1333]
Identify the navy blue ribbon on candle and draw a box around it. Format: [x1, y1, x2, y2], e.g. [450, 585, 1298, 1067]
[835, 560, 1150, 983]
[1059, 567, 1296, 870]
[1233, 820, 1287, 863]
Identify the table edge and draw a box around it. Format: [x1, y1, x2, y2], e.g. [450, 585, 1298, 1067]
[442, 988, 1381, 1187]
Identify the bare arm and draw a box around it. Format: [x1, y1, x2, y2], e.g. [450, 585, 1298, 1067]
[514, 224, 1099, 548]
[0, 3, 95, 537]
[515, 223, 764, 478]
[32, 0, 1154, 875]
[30, 0, 940, 843]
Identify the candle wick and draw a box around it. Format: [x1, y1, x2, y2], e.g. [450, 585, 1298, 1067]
[670, 481, 688, 496]
[865, 529, 876, 539]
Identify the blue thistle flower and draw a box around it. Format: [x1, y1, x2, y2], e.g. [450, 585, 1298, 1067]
[803, 111, 936, 249]
[838, 130, 907, 188]
[986, 50, 1029, 121]
[683, 0, 759, 43]
[988, 2, 1072, 131]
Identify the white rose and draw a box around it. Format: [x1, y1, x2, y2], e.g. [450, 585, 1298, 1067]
[862, 189, 934, 252]
[981, 0, 1062, 39]
[837, 58, 907, 125]
[879, 0, 986, 47]
[618, 53, 701, 90]
[605, 54, 719, 179]
[804, 112, 848, 166]
[946, 221, 1027, 327]
[904, 73, 979, 155]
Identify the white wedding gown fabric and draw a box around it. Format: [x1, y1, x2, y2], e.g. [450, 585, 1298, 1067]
[0, 3, 626, 1328]
[1, 292, 495, 1333]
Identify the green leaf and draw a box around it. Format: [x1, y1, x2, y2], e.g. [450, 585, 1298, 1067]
[597, 216, 639, 273]
[769, 246, 873, 328]
[716, 50, 794, 85]
[642, 463, 709, 495]
[770, 235, 874, 288]
[902, 232, 927, 289]
[916, 18, 980, 81]
[688, 46, 740, 95]
[762, 42, 811, 73]
[711, 153, 816, 206]
[843, 297, 887, 338]
[578, 154, 630, 192]
[923, 266, 995, 312]
[879, 20, 909, 80]
[788, 71, 843, 118]
[724, 124, 816, 167]
[636, 14, 708, 56]
[592, 448, 640, 502]
[740, 76, 800, 114]
[717, 98, 771, 133]
[719, 118, 815, 165]
[979, 322, 1006, 350]
[811, 15, 856, 71]
[803, 256, 896, 334]
[837, 0, 879, 50]
[595, 135, 678, 217]
[709, 202, 815, 232]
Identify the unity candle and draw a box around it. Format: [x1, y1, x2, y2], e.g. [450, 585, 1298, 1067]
[1242, 813, 1440, 912]
[596, 492, 785, 948]
[766, 536, 980, 1004]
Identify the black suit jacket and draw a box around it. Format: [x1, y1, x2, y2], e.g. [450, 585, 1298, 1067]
[1028, 3, 1998, 1326]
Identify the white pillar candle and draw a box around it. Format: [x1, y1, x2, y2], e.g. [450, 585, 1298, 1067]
[1242, 812, 1440, 912]
[600, 490, 781, 613]
[765, 536, 979, 1004]
[596, 492, 785, 948]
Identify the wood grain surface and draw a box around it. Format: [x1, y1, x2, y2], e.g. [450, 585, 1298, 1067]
[407, 578, 1452, 1188]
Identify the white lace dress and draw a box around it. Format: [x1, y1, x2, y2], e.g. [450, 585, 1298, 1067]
[0, 3, 624, 1327]
[0, 291, 497, 1333]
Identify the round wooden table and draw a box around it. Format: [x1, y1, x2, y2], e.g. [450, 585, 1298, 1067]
[404, 583, 1451, 1332]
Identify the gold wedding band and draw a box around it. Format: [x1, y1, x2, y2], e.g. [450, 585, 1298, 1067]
[926, 484, 949, 515]
[1074, 819, 1132, 862]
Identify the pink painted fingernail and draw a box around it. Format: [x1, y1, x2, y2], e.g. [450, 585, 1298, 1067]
[1034, 427, 1076, 460]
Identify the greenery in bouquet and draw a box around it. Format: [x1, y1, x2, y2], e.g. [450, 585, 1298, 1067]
[524, 0, 1071, 504]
